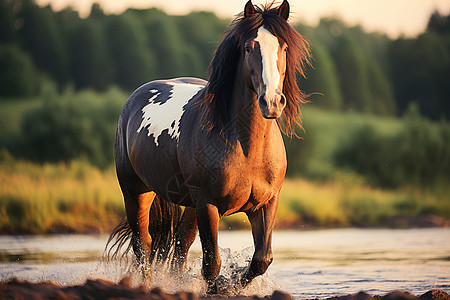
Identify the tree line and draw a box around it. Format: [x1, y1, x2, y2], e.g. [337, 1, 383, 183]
[1, 0, 449, 120]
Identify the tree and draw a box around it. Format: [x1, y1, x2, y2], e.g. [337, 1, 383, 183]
[0, 0, 17, 43]
[176, 12, 228, 78]
[302, 42, 343, 110]
[0, 44, 38, 97]
[19, 86, 125, 167]
[105, 13, 156, 90]
[69, 19, 113, 90]
[367, 59, 396, 115]
[17, 0, 69, 84]
[427, 11, 450, 35]
[334, 33, 371, 113]
[389, 31, 450, 119]
[140, 9, 189, 78]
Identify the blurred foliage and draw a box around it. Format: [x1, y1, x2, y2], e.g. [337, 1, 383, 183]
[13, 84, 126, 168]
[333, 104, 450, 188]
[17, 0, 69, 84]
[283, 106, 450, 193]
[298, 19, 397, 115]
[2, 89, 448, 189]
[0, 44, 39, 96]
[389, 30, 450, 119]
[0, 156, 123, 234]
[0, 1, 449, 119]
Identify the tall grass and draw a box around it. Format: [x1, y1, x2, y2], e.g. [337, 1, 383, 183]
[278, 174, 449, 227]
[0, 155, 448, 234]
[220, 173, 449, 230]
[0, 154, 123, 234]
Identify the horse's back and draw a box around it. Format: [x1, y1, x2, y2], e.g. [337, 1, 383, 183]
[115, 77, 207, 199]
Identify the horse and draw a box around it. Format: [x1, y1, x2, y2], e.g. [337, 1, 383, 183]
[106, 0, 311, 293]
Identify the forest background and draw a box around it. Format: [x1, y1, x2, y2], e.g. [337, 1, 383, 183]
[0, 0, 449, 233]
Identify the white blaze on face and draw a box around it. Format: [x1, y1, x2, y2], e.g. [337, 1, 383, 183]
[137, 82, 203, 146]
[254, 26, 281, 101]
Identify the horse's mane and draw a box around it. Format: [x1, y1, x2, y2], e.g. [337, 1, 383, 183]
[197, 1, 312, 137]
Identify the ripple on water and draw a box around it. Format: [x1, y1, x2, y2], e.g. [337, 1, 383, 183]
[0, 229, 449, 299]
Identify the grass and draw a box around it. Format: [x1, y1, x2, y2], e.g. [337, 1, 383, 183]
[0, 157, 124, 234]
[278, 174, 449, 226]
[220, 173, 450, 230]
[1, 156, 447, 234]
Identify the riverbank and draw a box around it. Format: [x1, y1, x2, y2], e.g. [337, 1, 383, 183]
[1, 277, 449, 300]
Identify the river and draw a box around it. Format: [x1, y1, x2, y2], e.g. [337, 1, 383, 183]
[0, 228, 449, 299]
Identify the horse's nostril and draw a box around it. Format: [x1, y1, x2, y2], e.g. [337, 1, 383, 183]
[259, 94, 267, 108]
[279, 94, 286, 107]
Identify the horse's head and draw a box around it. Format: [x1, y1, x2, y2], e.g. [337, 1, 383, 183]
[204, 0, 311, 135]
[243, 0, 289, 119]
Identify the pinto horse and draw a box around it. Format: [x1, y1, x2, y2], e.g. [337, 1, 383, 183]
[107, 0, 311, 293]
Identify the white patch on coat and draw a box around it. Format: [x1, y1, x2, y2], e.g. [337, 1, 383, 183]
[137, 82, 204, 146]
[254, 26, 281, 101]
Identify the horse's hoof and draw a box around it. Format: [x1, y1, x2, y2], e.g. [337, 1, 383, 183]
[206, 281, 218, 295]
[215, 275, 231, 294]
[216, 275, 243, 295]
[207, 270, 248, 295]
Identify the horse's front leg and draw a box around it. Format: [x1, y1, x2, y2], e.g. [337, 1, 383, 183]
[196, 203, 221, 294]
[241, 195, 278, 287]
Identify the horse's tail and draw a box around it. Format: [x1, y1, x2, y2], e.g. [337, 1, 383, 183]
[147, 195, 183, 263]
[105, 195, 183, 266]
[104, 218, 133, 264]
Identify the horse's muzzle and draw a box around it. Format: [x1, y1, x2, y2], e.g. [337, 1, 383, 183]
[258, 92, 286, 119]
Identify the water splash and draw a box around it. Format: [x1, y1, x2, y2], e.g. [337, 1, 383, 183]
[215, 247, 280, 296]
[97, 246, 280, 296]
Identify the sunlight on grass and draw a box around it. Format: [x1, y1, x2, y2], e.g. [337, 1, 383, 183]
[0, 157, 448, 234]
[279, 175, 449, 227]
[0, 158, 123, 234]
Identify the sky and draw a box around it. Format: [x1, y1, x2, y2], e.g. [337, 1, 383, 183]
[35, 0, 450, 38]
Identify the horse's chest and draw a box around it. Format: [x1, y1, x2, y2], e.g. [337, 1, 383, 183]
[214, 152, 285, 215]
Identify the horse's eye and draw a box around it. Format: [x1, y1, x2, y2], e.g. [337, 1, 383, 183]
[284, 47, 288, 53]
[245, 46, 252, 54]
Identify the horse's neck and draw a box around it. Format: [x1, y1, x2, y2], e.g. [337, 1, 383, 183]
[229, 77, 274, 155]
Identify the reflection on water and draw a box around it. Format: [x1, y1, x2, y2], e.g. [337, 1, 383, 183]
[0, 229, 449, 299]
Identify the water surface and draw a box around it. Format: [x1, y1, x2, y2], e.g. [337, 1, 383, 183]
[0, 228, 449, 299]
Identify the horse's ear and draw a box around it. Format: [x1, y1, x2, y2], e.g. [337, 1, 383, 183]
[278, 0, 290, 20]
[244, 0, 256, 18]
